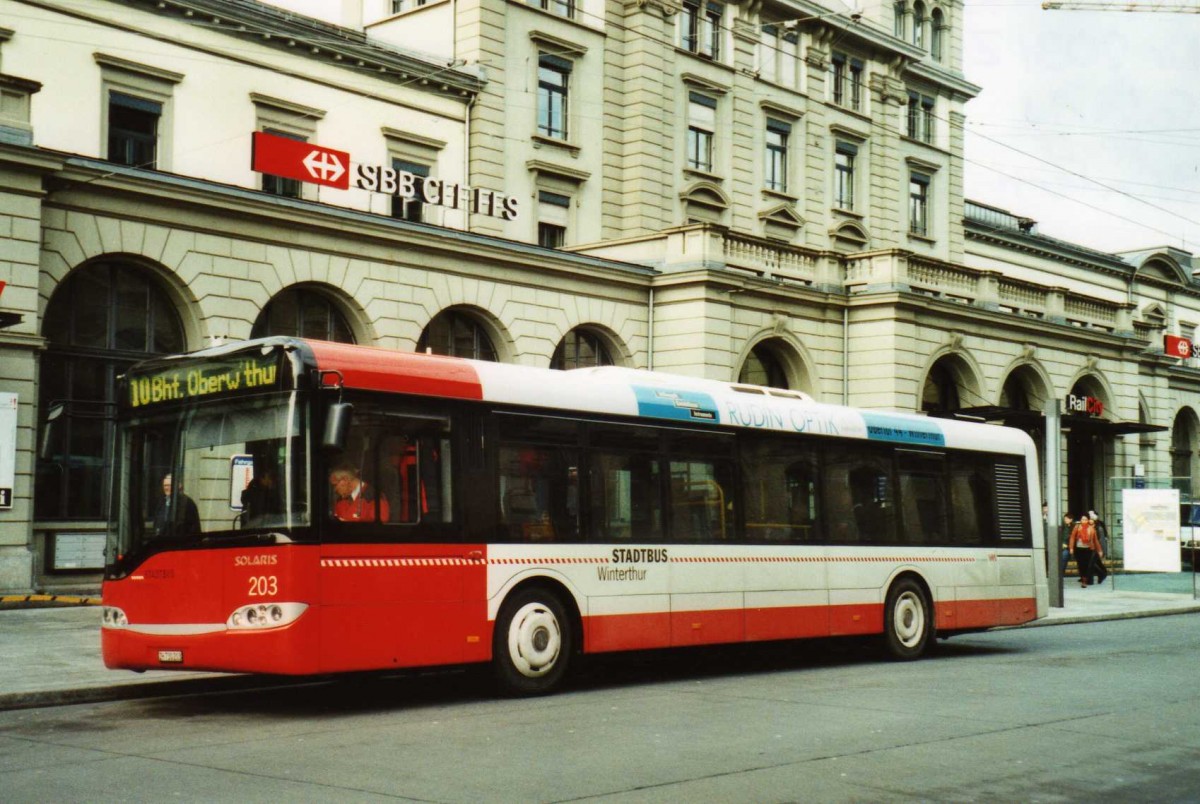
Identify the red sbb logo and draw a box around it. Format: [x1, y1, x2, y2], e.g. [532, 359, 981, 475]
[251, 131, 350, 190]
[1165, 334, 1193, 359]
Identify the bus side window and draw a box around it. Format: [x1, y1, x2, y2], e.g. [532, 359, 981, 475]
[380, 431, 451, 525]
[498, 444, 579, 542]
[668, 459, 734, 542]
[589, 451, 663, 542]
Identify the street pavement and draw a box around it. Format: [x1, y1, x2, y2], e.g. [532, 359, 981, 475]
[1, 575, 1197, 711]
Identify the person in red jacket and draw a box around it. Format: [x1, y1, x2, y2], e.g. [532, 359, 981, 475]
[329, 463, 389, 522]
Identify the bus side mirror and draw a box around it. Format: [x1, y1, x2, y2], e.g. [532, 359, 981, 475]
[322, 402, 353, 450]
[39, 403, 65, 460]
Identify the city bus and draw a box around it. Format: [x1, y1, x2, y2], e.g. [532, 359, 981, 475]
[101, 337, 1048, 694]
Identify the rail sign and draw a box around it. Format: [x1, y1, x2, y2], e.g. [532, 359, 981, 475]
[250, 132, 521, 220]
[1165, 334, 1193, 359]
[251, 131, 350, 190]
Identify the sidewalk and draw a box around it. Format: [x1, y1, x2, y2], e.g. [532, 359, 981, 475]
[1, 579, 1198, 710]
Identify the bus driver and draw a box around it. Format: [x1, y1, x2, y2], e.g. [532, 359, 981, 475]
[329, 463, 389, 522]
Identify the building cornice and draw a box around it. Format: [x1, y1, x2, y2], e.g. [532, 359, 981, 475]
[20, 0, 484, 97]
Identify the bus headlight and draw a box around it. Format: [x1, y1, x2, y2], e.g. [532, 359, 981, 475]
[226, 602, 307, 630]
[101, 606, 129, 628]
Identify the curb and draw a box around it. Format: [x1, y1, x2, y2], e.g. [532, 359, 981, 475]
[1024, 605, 1200, 628]
[0, 673, 315, 712]
[0, 594, 101, 609]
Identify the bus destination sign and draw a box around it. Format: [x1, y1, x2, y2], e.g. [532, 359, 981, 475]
[128, 354, 281, 408]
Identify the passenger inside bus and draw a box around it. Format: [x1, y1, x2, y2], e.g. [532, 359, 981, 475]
[153, 472, 201, 540]
[240, 466, 282, 528]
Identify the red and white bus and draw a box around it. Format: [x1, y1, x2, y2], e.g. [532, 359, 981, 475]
[101, 337, 1047, 693]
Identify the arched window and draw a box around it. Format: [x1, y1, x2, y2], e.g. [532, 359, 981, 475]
[418, 309, 497, 361]
[921, 361, 959, 413]
[251, 287, 355, 343]
[912, 1, 926, 47]
[931, 8, 945, 60]
[551, 328, 613, 370]
[1171, 409, 1197, 480]
[738, 343, 789, 389]
[36, 261, 185, 519]
[894, 1, 906, 38]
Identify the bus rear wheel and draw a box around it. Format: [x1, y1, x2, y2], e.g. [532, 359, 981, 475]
[884, 578, 932, 660]
[493, 588, 572, 695]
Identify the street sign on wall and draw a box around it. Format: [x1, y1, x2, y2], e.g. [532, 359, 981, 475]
[1165, 334, 1193, 359]
[251, 131, 350, 190]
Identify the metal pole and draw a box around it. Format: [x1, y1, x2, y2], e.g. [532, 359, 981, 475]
[1045, 399, 1063, 607]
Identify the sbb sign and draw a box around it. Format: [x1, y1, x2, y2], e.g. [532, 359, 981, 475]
[1165, 334, 1193, 359]
[1066, 393, 1104, 417]
[250, 131, 520, 220]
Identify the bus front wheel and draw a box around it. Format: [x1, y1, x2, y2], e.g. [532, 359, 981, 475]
[884, 578, 932, 660]
[493, 588, 572, 695]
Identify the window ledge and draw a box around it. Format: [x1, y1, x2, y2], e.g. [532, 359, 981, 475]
[831, 207, 864, 220]
[683, 167, 724, 183]
[762, 188, 799, 203]
[908, 232, 936, 244]
[531, 134, 581, 156]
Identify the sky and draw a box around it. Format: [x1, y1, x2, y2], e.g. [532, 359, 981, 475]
[962, 1, 1200, 256]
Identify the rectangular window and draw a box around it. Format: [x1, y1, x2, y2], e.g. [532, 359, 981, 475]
[909, 172, 930, 236]
[681, 0, 722, 59]
[537, 0, 574, 18]
[897, 451, 948, 544]
[537, 54, 570, 140]
[497, 414, 581, 543]
[741, 436, 820, 543]
[391, 159, 429, 222]
[849, 58, 864, 111]
[261, 128, 304, 198]
[764, 118, 789, 192]
[668, 459, 734, 542]
[830, 54, 846, 106]
[537, 190, 570, 248]
[948, 453, 999, 546]
[907, 92, 935, 142]
[822, 444, 896, 544]
[107, 92, 160, 168]
[834, 141, 857, 210]
[759, 25, 778, 83]
[687, 92, 716, 173]
[589, 451, 663, 542]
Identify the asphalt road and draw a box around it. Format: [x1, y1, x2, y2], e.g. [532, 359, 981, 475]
[2, 615, 1199, 802]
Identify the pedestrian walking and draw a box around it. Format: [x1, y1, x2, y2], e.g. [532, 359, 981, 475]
[1069, 513, 1104, 587]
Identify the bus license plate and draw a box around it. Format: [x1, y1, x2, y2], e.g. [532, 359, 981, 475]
[158, 650, 183, 663]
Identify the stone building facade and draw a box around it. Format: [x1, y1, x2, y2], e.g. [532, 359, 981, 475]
[0, 0, 1197, 592]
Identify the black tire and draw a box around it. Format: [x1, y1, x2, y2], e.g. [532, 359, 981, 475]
[492, 587, 573, 695]
[883, 578, 933, 660]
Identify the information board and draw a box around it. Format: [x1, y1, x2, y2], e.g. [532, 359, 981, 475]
[51, 533, 106, 571]
[1122, 488, 1182, 573]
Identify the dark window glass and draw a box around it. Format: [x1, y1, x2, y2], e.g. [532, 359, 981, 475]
[823, 444, 896, 544]
[252, 288, 355, 343]
[498, 444, 579, 542]
[107, 92, 160, 168]
[537, 55, 570, 139]
[391, 159, 429, 222]
[590, 451, 663, 542]
[948, 453, 998, 546]
[738, 343, 788, 388]
[36, 262, 184, 520]
[741, 436, 820, 543]
[418, 310, 497, 361]
[551, 329, 613, 370]
[897, 451, 948, 544]
[668, 458, 735, 542]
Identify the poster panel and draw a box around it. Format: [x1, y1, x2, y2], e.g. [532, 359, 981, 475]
[1121, 488, 1182, 572]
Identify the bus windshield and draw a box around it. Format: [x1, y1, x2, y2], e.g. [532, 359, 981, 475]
[108, 392, 309, 572]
